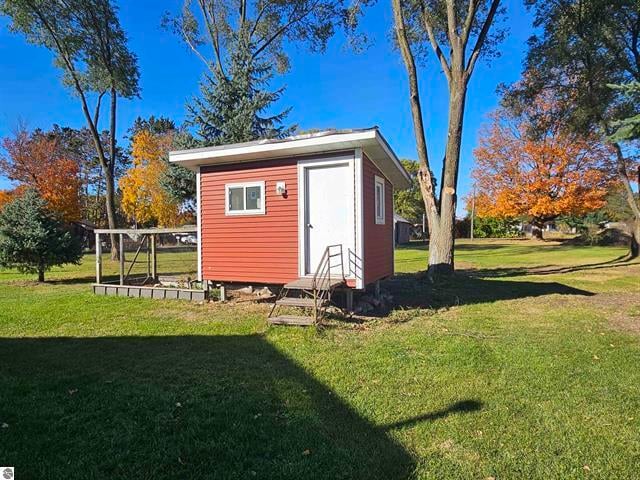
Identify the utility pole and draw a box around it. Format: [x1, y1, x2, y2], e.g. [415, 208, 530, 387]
[470, 185, 476, 242]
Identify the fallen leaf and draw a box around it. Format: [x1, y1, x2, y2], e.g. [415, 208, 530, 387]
[176, 402, 182, 408]
[1, 423, 8, 429]
[302, 449, 311, 456]
[593, 355, 600, 360]
[583, 465, 591, 472]
[68, 388, 78, 395]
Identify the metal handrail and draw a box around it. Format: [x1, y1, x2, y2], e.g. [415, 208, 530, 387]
[311, 244, 345, 323]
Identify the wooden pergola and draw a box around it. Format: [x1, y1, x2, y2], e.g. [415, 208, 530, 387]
[93, 227, 207, 301]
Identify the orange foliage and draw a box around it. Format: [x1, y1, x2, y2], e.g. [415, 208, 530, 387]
[470, 96, 613, 226]
[119, 129, 181, 226]
[0, 189, 16, 211]
[0, 129, 81, 222]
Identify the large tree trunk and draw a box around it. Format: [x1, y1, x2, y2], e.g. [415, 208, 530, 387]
[427, 73, 467, 278]
[107, 87, 119, 260]
[38, 267, 45, 282]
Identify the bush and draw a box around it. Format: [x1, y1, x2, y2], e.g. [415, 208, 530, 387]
[473, 217, 521, 238]
[0, 189, 82, 281]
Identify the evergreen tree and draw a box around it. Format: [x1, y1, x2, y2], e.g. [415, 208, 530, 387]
[187, 36, 293, 146]
[0, 189, 82, 282]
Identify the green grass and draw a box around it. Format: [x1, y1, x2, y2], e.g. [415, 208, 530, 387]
[1, 240, 639, 479]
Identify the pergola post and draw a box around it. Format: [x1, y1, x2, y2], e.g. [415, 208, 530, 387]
[95, 232, 102, 284]
[150, 234, 157, 282]
[119, 233, 125, 285]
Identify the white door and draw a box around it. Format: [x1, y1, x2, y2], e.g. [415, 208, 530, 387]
[304, 162, 354, 276]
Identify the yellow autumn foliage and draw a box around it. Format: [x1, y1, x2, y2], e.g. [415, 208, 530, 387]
[119, 130, 181, 227]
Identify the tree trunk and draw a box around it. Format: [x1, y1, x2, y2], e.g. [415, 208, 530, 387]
[630, 219, 640, 259]
[427, 73, 468, 279]
[104, 168, 119, 259]
[532, 226, 544, 240]
[107, 87, 119, 260]
[38, 267, 45, 282]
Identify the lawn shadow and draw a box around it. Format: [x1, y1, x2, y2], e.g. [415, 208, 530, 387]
[0, 335, 446, 479]
[384, 272, 594, 310]
[461, 254, 636, 279]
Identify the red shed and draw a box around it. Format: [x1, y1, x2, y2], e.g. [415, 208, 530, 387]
[170, 128, 410, 321]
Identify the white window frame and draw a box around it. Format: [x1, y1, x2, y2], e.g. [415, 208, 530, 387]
[225, 181, 266, 216]
[374, 175, 385, 225]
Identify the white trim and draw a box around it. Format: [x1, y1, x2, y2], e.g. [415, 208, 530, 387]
[196, 167, 202, 282]
[224, 181, 266, 216]
[297, 153, 356, 279]
[173, 131, 376, 162]
[170, 129, 412, 190]
[391, 184, 395, 275]
[354, 148, 364, 290]
[374, 175, 386, 225]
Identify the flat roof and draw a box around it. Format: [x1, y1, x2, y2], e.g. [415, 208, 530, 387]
[169, 128, 412, 189]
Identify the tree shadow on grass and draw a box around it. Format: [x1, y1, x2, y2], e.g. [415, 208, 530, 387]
[0, 335, 481, 479]
[460, 254, 636, 279]
[385, 272, 595, 310]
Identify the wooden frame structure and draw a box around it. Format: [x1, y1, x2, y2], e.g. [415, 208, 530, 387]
[92, 227, 208, 302]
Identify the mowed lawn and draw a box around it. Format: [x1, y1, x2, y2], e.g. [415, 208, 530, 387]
[0, 240, 639, 479]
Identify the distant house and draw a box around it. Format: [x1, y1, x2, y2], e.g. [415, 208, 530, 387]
[394, 213, 413, 245]
[70, 219, 97, 250]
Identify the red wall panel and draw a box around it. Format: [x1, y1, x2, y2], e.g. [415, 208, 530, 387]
[363, 154, 394, 284]
[200, 158, 299, 284]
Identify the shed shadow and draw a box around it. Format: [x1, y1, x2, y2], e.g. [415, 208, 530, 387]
[0, 335, 419, 479]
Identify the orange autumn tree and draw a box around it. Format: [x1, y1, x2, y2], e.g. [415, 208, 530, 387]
[0, 128, 81, 222]
[119, 129, 181, 227]
[471, 94, 613, 238]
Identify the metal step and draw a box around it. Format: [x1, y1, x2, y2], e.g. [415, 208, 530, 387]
[275, 297, 328, 308]
[268, 315, 315, 326]
[284, 277, 344, 291]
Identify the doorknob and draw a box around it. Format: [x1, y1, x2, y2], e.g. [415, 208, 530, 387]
[307, 223, 313, 228]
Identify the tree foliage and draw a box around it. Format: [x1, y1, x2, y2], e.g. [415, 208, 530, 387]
[1, 0, 140, 257]
[394, 159, 426, 224]
[511, 0, 640, 254]
[163, 0, 372, 203]
[0, 189, 82, 282]
[472, 93, 613, 230]
[1, 127, 81, 222]
[609, 82, 640, 142]
[120, 129, 182, 227]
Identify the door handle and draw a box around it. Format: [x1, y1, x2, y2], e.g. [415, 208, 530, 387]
[307, 223, 313, 228]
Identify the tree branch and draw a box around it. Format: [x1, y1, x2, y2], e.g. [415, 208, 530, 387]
[391, 0, 439, 220]
[465, 0, 501, 79]
[420, 5, 451, 83]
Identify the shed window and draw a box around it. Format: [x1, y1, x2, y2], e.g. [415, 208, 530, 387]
[225, 181, 265, 215]
[374, 176, 385, 224]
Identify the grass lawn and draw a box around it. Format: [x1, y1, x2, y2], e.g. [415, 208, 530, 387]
[0, 239, 639, 479]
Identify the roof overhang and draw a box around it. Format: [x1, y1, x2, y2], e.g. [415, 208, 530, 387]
[169, 129, 412, 190]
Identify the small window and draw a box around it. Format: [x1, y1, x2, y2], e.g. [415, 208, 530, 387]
[374, 175, 385, 224]
[225, 181, 265, 215]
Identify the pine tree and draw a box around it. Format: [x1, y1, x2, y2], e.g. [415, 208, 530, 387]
[0, 189, 82, 282]
[187, 36, 293, 146]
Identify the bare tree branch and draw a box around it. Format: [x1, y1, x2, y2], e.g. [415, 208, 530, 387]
[420, 6, 452, 83]
[465, 0, 501, 79]
[391, 0, 439, 219]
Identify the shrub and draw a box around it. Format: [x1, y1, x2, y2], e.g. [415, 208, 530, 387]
[473, 217, 521, 238]
[0, 189, 82, 281]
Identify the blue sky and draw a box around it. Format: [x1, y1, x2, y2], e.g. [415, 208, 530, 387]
[0, 0, 534, 205]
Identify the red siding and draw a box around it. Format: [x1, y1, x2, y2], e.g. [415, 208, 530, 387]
[200, 158, 299, 284]
[363, 154, 394, 285]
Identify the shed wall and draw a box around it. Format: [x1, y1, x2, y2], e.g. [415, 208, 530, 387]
[200, 158, 299, 284]
[363, 154, 394, 284]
